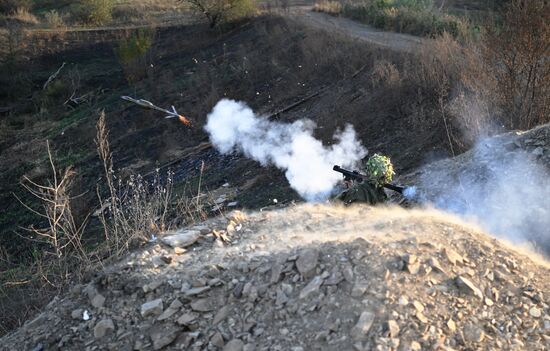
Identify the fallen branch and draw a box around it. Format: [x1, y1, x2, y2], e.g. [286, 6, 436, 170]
[43, 62, 66, 90]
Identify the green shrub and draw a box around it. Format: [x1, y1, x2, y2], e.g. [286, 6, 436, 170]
[44, 9, 64, 28]
[0, 0, 32, 14]
[72, 0, 114, 26]
[114, 29, 155, 83]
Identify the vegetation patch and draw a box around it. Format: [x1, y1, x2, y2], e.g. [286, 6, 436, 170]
[314, 0, 473, 40]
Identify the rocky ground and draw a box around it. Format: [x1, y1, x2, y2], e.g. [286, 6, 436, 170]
[1, 204, 549, 351]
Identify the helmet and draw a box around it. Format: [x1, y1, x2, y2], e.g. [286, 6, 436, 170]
[364, 154, 394, 187]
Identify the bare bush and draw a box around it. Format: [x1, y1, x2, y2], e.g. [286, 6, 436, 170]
[485, 0, 550, 130]
[95, 111, 173, 257]
[15, 141, 90, 261]
[180, 0, 256, 28]
[0, 0, 31, 15]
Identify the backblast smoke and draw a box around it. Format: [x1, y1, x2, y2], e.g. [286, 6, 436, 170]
[205, 99, 367, 201]
[418, 139, 550, 255]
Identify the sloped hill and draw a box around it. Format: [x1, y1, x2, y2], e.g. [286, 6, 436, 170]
[399, 123, 550, 255]
[2, 205, 549, 351]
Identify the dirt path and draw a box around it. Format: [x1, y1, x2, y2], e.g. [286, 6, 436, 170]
[290, 9, 425, 53]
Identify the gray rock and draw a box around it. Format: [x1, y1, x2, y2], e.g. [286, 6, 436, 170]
[456, 276, 483, 299]
[71, 309, 83, 320]
[223, 339, 244, 351]
[183, 286, 210, 297]
[213, 305, 231, 325]
[91, 294, 105, 309]
[296, 249, 319, 278]
[94, 319, 115, 339]
[463, 323, 484, 343]
[351, 281, 368, 298]
[141, 299, 163, 318]
[191, 298, 215, 312]
[211, 332, 225, 348]
[350, 311, 375, 341]
[157, 299, 183, 321]
[161, 230, 200, 248]
[150, 326, 179, 350]
[299, 276, 324, 299]
[177, 312, 198, 326]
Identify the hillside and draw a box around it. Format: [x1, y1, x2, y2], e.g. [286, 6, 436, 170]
[1, 204, 549, 350]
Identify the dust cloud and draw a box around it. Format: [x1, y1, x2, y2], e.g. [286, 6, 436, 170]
[419, 142, 550, 255]
[205, 99, 367, 201]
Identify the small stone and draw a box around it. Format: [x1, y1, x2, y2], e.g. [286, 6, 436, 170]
[351, 281, 368, 297]
[428, 257, 447, 274]
[455, 276, 483, 299]
[141, 299, 163, 318]
[91, 294, 105, 309]
[161, 230, 200, 248]
[150, 326, 179, 350]
[94, 319, 115, 339]
[398, 296, 409, 306]
[529, 306, 542, 318]
[213, 306, 231, 325]
[406, 262, 421, 275]
[447, 319, 456, 332]
[211, 332, 225, 348]
[299, 276, 324, 299]
[416, 312, 428, 324]
[174, 247, 186, 255]
[296, 249, 319, 278]
[484, 298, 494, 306]
[463, 323, 484, 343]
[404, 254, 418, 265]
[410, 341, 422, 351]
[412, 301, 424, 313]
[191, 298, 215, 312]
[443, 248, 463, 265]
[223, 339, 244, 351]
[183, 286, 210, 297]
[350, 311, 375, 341]
[177, 312, 198, 326]
[386, 320, 400, 338]
[71, 309, 83, 320]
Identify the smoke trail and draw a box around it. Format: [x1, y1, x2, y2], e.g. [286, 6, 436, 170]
[205, 99, 367, 201]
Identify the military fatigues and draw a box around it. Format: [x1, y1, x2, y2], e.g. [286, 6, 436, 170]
[335, 181, 387, 205]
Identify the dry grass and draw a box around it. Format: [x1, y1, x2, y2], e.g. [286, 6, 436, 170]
[313, 0, 342, 15]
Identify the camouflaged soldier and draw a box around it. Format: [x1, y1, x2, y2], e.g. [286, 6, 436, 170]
[335, 154, 395, 205]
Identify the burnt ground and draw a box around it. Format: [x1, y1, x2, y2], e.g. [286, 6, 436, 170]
[0, 14, 461, 335]
[0, 15, 453, 261]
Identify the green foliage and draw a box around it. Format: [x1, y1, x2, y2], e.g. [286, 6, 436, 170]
[72, 0, 114, 26]
[341, 0, 467, 38]
[44, 9, 64, 28]
[365, 154, 394, 186]
[114, 29, 154, 65]
[114, 29, 155, 83]
[0, 0, 32, 14]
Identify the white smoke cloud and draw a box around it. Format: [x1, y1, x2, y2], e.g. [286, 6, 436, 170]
[205, 99, 367, 201]
[417, 141, 550, 255]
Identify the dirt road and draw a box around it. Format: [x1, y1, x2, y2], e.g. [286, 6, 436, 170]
[291, 9, 425, 53]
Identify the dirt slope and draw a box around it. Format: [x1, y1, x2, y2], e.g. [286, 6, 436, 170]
[2, 205, 549, 351]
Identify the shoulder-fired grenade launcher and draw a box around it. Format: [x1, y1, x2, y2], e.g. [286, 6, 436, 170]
[333, 165, 405, 194]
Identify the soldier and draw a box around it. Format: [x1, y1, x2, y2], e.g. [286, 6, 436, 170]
[335, 154, 395, 205]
